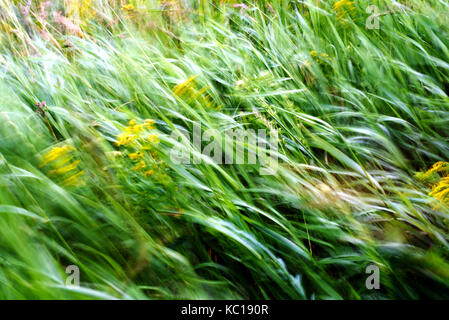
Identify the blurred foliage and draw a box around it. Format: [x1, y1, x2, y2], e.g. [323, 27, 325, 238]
[0, 0, 449, 299]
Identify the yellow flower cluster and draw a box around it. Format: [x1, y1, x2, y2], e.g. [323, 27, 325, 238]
[121, 3, 135, 11]
[173, 75, 220, 110]
[121, 3, 136, 17]
[79, 0, 94, 19]
[116, 119, 156, 147]
[128, 151, 143, 160]
[417, 161, 449, 207]
[429, 176, 449, 204]
[40, 145, 75, 167]
[61, 171, 86, 187]
[66, 0, 95, 23]
[173, 75, 199, 96]
[333, 0, 356, 21]
[115, 119, 168, 183]
[40, 144, 85, 187]
[310, 50, 330, 63]
[426, 162, 449, 205]
[425, 161, 448, 176]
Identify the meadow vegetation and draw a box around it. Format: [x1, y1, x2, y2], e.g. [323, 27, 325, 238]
[1, 0, 449, 299]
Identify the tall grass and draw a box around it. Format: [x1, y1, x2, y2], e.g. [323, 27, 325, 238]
[1, 0, 449, 299]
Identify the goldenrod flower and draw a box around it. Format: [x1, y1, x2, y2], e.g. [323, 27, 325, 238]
[127, 124, 144, 134]
[426, 161, 448, 175]
[310, 50, 330, 63]
[420, 161, 449, 207]
[144, 119, 155, 129]
[61, 170, 85, 187]
[144, 169, 154, 177]
[147, 133, 160, 144]
[50, 160, 80, 175]
[116, 131, 137, 146]
[334, 0, 352, 10]
[430, 177, 449, 194]
[80, 0, 94, 19]
[128, 152, 143, 160]
[121, 3, 135, 11]
[173, 75, 199, 97]
[134, 160, 146, 171]
[432, 187, 449, 202]
[333, 0, 355, 21]
[116, 119, 160, 146]
[40, 145, 75, 167]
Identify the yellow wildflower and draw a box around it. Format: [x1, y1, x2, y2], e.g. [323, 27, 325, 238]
[50, 160, 80, 175]
[144, 169, 154, 177]
[429, 177, 449, 206]
[121, 3, 135, 11]
[66, 0, 95, 22]
[430, 177, 449, 195]
[147, 133, 160, 144]
[425, 161, 448, 175]
[128, 152, 143, 160]
[79, 0, 94, 20]
[116, 131, 136, 146]
[191, 85, 210, 99]
[40, 145, 75, 167]
[127, 124, 144, 134]
[310, 50, 330, 63]
[432, 188, 449, 202]
[419, 161, 449, 207]
[134, 160, 146, 171]
[116, 119, 160, 146]
[61, 170, 85, 187]
[333, 0, 356, 21]
[173, 75, 199, 97]
[144, 119, 155, 129]
[334, 0, 352, 10]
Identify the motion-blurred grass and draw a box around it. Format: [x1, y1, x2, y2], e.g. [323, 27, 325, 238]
[1, 0, 449, 299]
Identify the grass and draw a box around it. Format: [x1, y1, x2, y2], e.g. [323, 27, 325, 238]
[1, 0, 449, 299]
